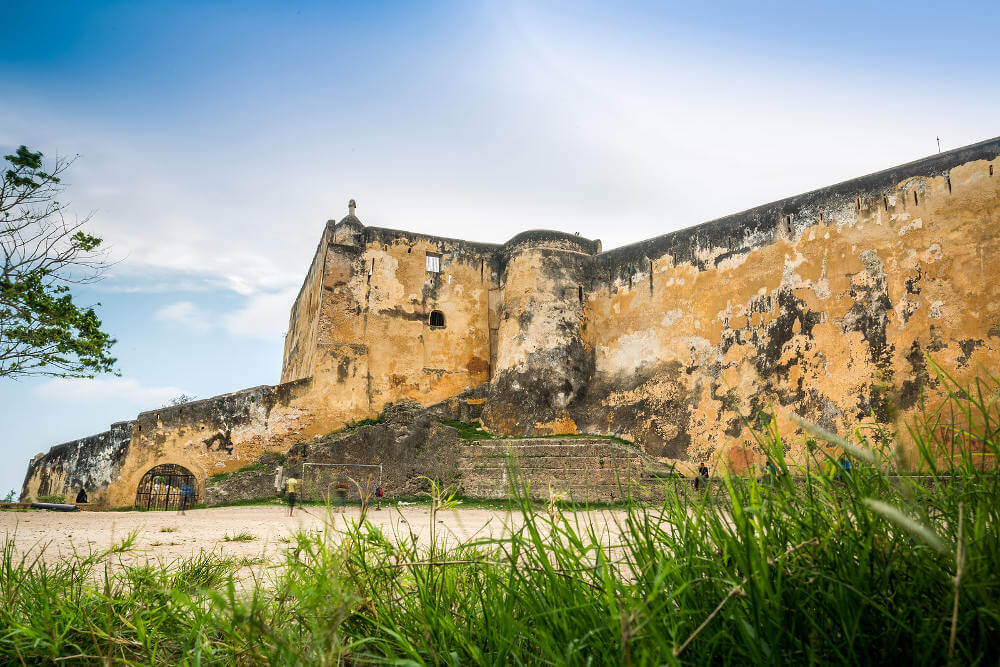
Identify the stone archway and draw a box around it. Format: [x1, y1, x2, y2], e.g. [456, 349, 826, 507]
[134, 464, 197, 510]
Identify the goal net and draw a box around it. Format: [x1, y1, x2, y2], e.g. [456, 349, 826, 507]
[298, 462, 383, 503]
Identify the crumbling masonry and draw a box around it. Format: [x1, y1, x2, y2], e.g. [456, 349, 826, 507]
[21, 137, 1000, 506]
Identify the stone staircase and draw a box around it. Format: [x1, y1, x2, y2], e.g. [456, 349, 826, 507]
[457, 438, 655, 502]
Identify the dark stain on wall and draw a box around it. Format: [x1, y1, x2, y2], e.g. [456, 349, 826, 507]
[21, 420, 135, 501]
[203, 430, 235, 454]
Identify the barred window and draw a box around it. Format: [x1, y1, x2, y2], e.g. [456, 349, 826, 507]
[425, 253, 441, 273]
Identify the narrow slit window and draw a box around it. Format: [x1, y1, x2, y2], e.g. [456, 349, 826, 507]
[990, 165, 994, 176]
[914, 191, 918, 205]
[425, 252, 441, 273]
[429, 310, 445, 327]
[577, 285, 583, 303]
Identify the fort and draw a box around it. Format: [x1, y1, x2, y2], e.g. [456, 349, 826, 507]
[20, 137, 1000, 507]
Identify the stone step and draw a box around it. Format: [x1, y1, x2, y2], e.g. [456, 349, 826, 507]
[459, 442, 634, 459]
[458, 455, 642, 470]
[458, 467, 644, 487]
[460, 483, 646, 501]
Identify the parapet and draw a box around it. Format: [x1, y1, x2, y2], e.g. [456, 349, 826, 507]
[501, 230, 601, 256]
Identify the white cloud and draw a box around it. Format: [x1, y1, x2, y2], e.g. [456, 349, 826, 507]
[152, 290, 297, 341]
[34, 377, 187, 407]
[154, 301, 213, 333]
[222, 288, 298, 341]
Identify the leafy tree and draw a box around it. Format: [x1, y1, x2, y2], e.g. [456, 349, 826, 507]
[0, 146, 117, 378]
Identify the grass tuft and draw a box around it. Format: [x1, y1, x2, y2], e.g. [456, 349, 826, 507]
[221, 531, 257, 543]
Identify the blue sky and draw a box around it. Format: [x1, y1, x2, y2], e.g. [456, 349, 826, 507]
[1, 0, 997, 496]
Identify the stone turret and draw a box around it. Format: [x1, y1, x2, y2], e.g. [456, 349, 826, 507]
[482, 231, 600, 435]
[332, 198, 364, 246]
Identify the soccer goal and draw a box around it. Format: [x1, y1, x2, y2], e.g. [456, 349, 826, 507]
[299, 462, 383, 503]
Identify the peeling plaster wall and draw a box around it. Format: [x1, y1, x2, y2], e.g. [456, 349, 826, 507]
[575, 139, 1000, 471]
[281, 223, 333, 382]
[20, 421, 135, 502]
[21, 379, 329, 507]
[483, 232, 600, 435]
[359, 227, 497, 410]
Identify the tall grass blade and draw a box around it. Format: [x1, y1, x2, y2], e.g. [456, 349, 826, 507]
[863, 498, 949, 555]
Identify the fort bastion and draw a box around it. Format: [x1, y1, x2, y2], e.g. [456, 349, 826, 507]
[20, 136, 1000, 507]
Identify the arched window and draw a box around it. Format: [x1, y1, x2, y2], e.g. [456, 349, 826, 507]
[429, 310, 445, 327]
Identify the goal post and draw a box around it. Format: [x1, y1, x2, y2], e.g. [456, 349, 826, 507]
[298, 462, 383, 503]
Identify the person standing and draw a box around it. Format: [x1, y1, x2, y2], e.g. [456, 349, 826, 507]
[694, 463, 709, 491]
[284, 476, 299, 516]
[335, 482, 348, 513]
[178, 481, 195, 515]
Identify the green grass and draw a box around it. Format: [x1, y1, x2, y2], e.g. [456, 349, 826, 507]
[159, 526, 177, 533]
[35, 494, 66, 504]
[221, 531, 257, 543]
[0, 362, 997, 664]
[440, 418, 636, 446]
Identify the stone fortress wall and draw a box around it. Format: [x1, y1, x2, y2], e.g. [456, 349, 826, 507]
[21, 137, 1000, 506]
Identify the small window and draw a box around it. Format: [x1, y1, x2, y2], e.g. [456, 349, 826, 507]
[429, 310, 445, 327]
[425, 253, 441, 273]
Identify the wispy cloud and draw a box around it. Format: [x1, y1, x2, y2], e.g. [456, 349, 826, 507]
[34, 377, 187, 406]
[222, 288, 297, 341]
[153, 289, 296, 341]
[154, 301, 213, 333]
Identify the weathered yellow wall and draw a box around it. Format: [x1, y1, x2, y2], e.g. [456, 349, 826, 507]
[360, 233, 494, 409]
[281, 224, 333, 383]
[483, 233, 599, 435]
[578, 155, 1000, 472]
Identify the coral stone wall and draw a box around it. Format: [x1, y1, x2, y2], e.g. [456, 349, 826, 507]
[575, 144, 1000, 471]
[22, 380, 328, 507]
[483, 232, 600, 435]
[20, 421, 135, 503]
[280, 223, 332, 383]
[359, 228, 496, 409]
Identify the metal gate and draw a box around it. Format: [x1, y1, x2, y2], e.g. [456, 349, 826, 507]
[134, 464, 197, 510]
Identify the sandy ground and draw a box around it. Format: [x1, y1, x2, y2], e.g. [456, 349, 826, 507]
[1, 502, 629, 567]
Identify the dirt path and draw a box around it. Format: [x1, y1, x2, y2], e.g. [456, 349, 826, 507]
[1, 502, 629, 566]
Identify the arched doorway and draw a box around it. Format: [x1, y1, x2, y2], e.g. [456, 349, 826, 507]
[134, 464, 197, 510]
